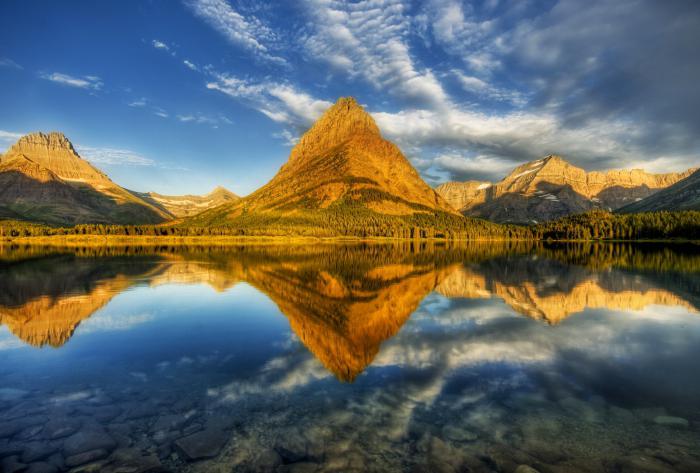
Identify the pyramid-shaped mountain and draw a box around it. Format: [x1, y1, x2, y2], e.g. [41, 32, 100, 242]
[189, 97, 464, 235]
[436, 155, 695, 224]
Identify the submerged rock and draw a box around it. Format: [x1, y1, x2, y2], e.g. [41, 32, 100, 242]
[65, 448, 109, 467]
[63, 426, 116, 456]
[44, 418, 81, 439]
[653, 416, 689, 428]
[21, 441, 59, 463]
[0, 455, 27, 473]
[174, 427, 229, 461]
[515, 465, 541, 473]
[108, 448, 163, 473]
[26, 461, 59, 473]
[151, 413, 189, 433]
[441, 425, 478, 443]
[616, 454, 677, 473]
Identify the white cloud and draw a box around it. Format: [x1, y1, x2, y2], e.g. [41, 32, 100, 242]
[205, 71, 686, 181]
[301, 0, 449, 108]
[152, 39, 171, 51]
[76, 312, 154, 333]
[128, 98, 148, 107]
[433, 154, 519, 181]
[419, 0, 501, 74]
[0, 130, 23, 147]
[76, 146, 155, 166]
[185, 0, 286, 64]
[0, 58, 22, 70]
[370, 105, 674, 180]
[454, 71, 525, 105]
[40, 72, 103, 90]
[176, 112, 233, 127]
[183, 59, 198, 71]
[1, 129, 161, 168]
[206, 72, 332, 129]
[273, 129, 299, 146]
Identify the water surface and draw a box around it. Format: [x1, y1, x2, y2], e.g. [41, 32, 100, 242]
[1, 242, 699, 472]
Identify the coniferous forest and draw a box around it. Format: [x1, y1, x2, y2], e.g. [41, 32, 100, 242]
[1, 209, 699, 241]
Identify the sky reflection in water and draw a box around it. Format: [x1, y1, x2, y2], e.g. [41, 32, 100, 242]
[0, 242, 699, 472]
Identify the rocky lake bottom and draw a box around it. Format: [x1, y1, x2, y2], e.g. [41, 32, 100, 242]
[0, 242, 699, 472]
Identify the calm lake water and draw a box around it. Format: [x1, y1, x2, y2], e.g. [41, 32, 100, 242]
[1, 242, 699, 473]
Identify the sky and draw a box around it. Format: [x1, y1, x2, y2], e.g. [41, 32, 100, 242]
[0, 0, 698, 196]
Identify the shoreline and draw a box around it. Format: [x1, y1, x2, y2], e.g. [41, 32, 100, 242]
[1, 235, 698, 246]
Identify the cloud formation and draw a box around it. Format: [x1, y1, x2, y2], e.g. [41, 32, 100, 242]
[187, 0, 699, 183]
[40, 72, 103, 90]
[0, 57, 22, 70]
[151, 39, 171, 51]
[185, 0, 286, 65]
[77, 146, 155, 166]
[301, 0, 448, 108]
[206, 72, 332, 130]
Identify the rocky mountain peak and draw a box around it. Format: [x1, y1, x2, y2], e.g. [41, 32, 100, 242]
[287, 97, 381, 166]
[14, 131, 78, 154]
[3, 131, 110, 183]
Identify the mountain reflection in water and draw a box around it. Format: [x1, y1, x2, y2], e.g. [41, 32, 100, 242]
[1, 242, 699, 379]
[1, 242, 699, 472]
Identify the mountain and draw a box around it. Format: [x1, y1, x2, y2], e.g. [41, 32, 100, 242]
[189, 97, 463, 234]
[435, 180, 492, 212]
[0, 132, 168, 225]
[436, 155, 695, 224]
[0, 132, 238, 225]
[618, 168, 700, 212]
[136, 186, 240, 218]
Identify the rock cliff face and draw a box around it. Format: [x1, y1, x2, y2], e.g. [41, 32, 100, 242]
[434, 181, 491, 212]
[619, 168, 700, 212]
[191, 97, 457, 225]
[0, 132, 238, 224]
[436, 155, 695, 223]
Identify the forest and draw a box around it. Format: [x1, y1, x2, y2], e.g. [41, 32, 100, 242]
[1, 209, 699, 241]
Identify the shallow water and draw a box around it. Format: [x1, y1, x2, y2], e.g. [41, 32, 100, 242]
[1, 241, 699, 472]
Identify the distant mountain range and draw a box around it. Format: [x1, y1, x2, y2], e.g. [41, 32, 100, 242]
[1, 98, 697, 229]
[0, 132, 237, 225]
[436, 155, 696, 224]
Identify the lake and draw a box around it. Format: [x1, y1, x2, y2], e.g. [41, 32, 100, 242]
[1, 241, 699, 473]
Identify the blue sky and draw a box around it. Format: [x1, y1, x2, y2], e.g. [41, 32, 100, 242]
[1, 0, 698, 195]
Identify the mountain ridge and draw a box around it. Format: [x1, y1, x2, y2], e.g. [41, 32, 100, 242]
[436, 155, 696, 223]
[619, 168, 700, 212]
